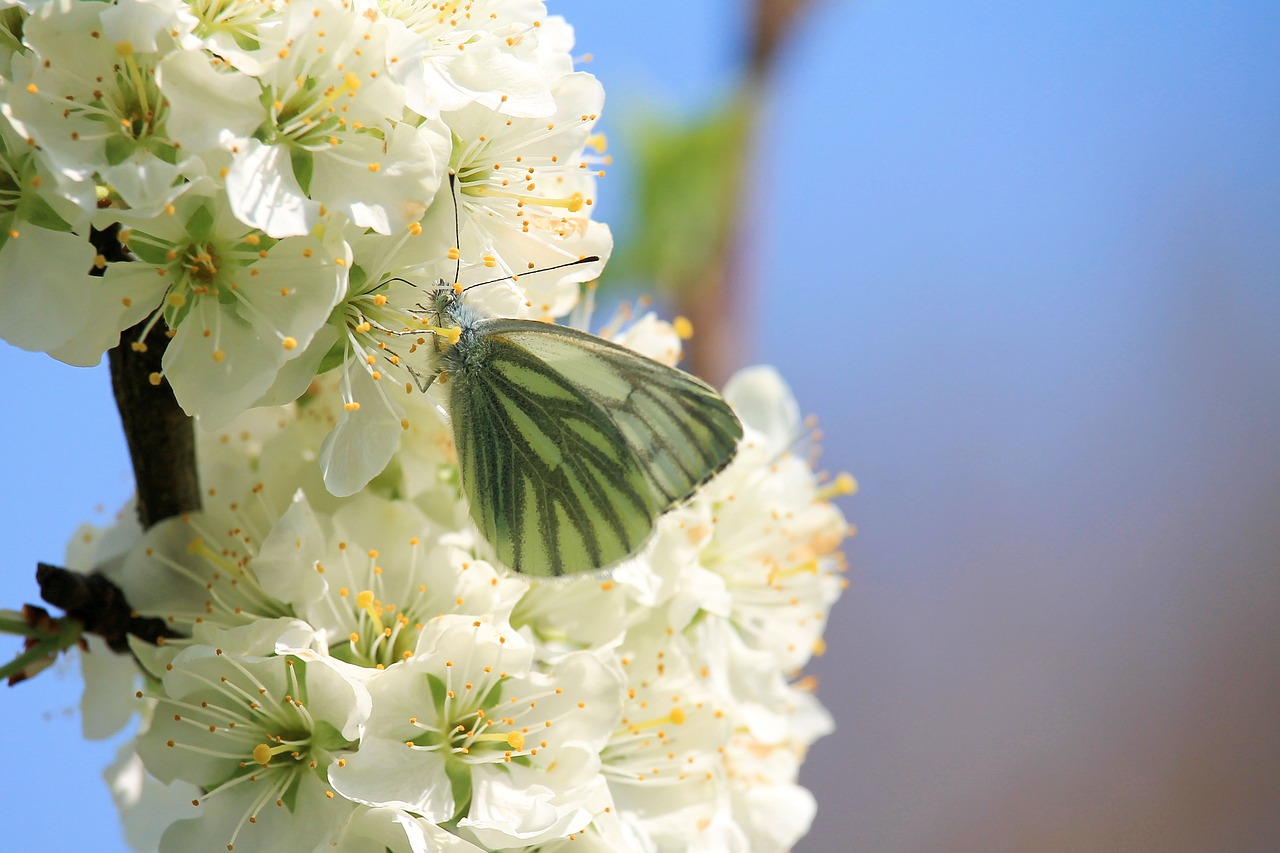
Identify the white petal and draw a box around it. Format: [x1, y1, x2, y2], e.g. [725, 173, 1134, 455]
[225, 138, 319, 238]
[104, 744, 198, 853]
[310, 122, 450, 235]
[722, 365, 802, 456]
[164, 297, 284, 427]
[102, 150, 192, 218]
[190, 617, 322, 657]
[0, 227, 96, 354]
[253, 323, 340, 408]
[252, 494, 329, 604]
[99, 0, 186, 52]
[158, 49, 264, 153]
[334, 807, 487, 853]
[329, 735, 456, 820]
[318, 363, 405, 497]
[79, 637, 141, 740]
[158, 771, 353, 853]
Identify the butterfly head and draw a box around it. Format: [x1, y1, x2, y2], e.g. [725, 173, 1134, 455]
[416, 281, 490, 379]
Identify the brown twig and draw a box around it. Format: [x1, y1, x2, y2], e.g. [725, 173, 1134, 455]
[35, 563, 177, 652]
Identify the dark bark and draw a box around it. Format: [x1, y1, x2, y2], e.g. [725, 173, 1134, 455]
[95, 225, 202, 529]
[36, 563, 176, 652]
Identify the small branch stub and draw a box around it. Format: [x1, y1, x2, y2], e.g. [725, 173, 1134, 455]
[35, 563, 176, 653]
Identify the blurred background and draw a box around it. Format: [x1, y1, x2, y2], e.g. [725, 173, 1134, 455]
[3, 1, 1279, 850]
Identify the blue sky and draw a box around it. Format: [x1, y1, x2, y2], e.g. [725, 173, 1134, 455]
[3, 2, 1279, 850]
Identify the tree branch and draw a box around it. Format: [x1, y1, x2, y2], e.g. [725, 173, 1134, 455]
[97, 225, 202, 529]
[19, 226, 200, 660]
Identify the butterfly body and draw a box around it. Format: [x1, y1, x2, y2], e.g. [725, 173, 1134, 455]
[419, 284, 742, 578]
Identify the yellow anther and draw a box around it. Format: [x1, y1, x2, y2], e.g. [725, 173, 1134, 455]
[211, 350, 225, 363]
[819, 472, 858, 500]
[281, 337, 298, 351]
[344, 401, 361, 412]
[672, 316, 694, 340]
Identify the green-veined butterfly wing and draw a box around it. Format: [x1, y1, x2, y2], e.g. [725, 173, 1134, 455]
[447, 318, 743, 577]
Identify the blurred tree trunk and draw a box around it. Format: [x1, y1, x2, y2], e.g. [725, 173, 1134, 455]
[679, 0, 817, 385]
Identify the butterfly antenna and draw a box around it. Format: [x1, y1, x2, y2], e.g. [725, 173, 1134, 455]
[448, 171, 462, 285]
[461, 255, 602, 293]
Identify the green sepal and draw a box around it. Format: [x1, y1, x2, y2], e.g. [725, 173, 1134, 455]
[477, 678, 504, 709]
[18, 192, 76, 234]
[279, 771, 304, 813]
[185, 202, 215, 243]
[314, 326, 350, 375]
[427, 672, 449, 717]
[123, 230, 172, 266]
[291, 147, 314, 195]
[443, 756, 473, 822]
[311, 720, 354, 753]
[104, 134, 138, 167]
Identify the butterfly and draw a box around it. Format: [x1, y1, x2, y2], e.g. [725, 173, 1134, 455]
[412, 266, 742, 578]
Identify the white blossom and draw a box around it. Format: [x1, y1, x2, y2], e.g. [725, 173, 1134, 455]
[6, 3, 850, 850]
[136, 643, 371, 853]
[329, 615, 623, 849]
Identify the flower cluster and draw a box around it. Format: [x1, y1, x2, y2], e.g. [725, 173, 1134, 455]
[0, 0, 609, 495]
[3, 1, 854, 850]
[69, 360, 850, 853]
